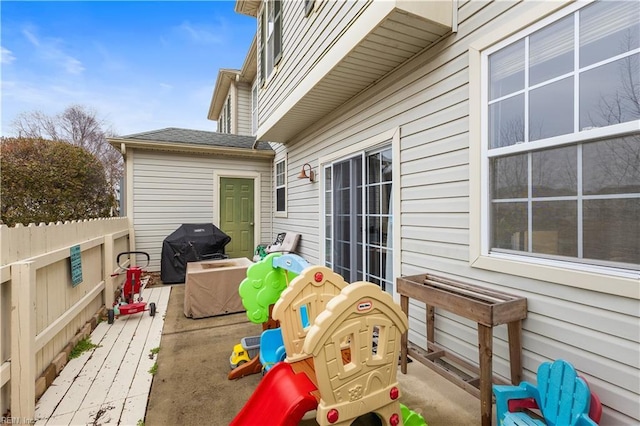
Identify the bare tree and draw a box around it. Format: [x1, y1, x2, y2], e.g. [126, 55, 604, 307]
[11, 105, 123, 212]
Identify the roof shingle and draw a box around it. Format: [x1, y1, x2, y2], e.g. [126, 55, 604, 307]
[120, 127, 271, 151]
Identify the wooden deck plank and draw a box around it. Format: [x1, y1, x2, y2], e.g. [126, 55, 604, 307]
[46, 316, 130, 416]
[34, 322, 112, 419]
[103, 287, 164, 403]
[35, 286, 171, 425]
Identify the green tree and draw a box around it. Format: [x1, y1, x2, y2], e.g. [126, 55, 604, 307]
[1, 137, 115, 226]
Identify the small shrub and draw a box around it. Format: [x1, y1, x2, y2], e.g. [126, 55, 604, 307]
[148, 362, 158, 375]
[70, 337, 99, 359]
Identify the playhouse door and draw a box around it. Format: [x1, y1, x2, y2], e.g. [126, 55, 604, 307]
[220, 177, 255, 259]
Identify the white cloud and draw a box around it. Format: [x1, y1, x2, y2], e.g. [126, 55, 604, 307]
[177, 21, 223, 44]
[22, 27, 40, 47]
[1, 47, 16, 64]
[159, 83, 173, 90]
[64, 57, 85, 75]
[22, 24, 85, 75]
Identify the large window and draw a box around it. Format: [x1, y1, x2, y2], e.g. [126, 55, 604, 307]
[324, 147, 394, 293]
[484, 1, 639, 271]
[260, 0, 282, 84]
[275, 159, 286, 215]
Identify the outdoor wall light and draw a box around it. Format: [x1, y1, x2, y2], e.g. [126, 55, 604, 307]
[298, 163, 315, 182]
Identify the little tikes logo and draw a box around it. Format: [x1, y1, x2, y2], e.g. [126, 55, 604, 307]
[357, 300, 372, 312]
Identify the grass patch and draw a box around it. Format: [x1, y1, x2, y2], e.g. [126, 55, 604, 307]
[150, 347, 160, 355]
[137, 420, 144, 426]
[69, 337, 99, 359]
[149, 362, 158, 375]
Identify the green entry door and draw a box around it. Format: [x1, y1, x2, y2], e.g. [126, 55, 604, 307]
[220, 177, 254, 259]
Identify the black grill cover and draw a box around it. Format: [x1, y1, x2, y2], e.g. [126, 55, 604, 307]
[160, 223, 231, 284]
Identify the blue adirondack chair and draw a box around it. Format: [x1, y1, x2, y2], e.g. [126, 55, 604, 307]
[493, 359, 598, 426]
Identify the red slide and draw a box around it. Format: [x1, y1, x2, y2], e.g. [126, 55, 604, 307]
[230, 362, 318, 426]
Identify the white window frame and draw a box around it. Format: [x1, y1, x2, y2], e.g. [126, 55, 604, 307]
[320, 128, 401, 300]
[469, 1, 640, 298]
[251, 80, 258, 136]
[275, 157, 287, 217]
[259, 0, 282, 85]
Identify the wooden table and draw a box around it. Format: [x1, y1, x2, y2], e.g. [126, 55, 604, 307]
[397, 274, 527, 426]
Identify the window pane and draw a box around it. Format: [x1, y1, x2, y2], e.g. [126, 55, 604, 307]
[489, 39, 525, 100]
[276, 161, 285, 186]
[580, 1, 640, 68]
[529, 14, 574, 85]
[532, 201, 577, 257]
[492, 202, 527, 251]
[492, 154, 528, 199]
[367, 186, 380, 214]
[276, 187, 285, 211]
[583, 137, 640, 195]
[580, 54, 640, 130]
[381, 183, 392, 215]
[325, 237, 332, 264]
[367, 247, 381, 279]
[529, 77, 574, 141]
[583, 198, 640, 264]
[368, 216, 380, 245]
[532, 145, 577, 197]
[489, 94, 525, 148]
[368, 152, 380, 184]
[381, 149, 392, 182]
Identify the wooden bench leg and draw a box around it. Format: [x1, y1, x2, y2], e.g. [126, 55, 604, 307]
[426, 304, 435, 344]
[478, 324, 493, 426]
[400, 294, 409, 374]
[507, 321, 523, 385]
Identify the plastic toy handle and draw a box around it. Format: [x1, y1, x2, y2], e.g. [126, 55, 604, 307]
[116, 251, 151, 269]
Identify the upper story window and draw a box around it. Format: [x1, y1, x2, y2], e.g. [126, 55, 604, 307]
[259, 0, 282, 84]
[483, 1, 639, 271]
[275, 158, 287, 215]
[225, 95, 231, 133]
[252, 81, 258, 135]
[219, 95, 232, 133]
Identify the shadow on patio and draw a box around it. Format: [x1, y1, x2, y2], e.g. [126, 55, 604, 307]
[144, 284, 487, 425]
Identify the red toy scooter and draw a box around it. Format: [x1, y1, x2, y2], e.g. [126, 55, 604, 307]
[108, 251, 156, 324]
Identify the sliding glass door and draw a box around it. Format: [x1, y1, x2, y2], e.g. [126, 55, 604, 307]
[324, 146, 394, 294]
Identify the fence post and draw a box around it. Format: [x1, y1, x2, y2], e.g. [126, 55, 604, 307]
[11, 261, 36, 420]
[103, 233, 115, 308]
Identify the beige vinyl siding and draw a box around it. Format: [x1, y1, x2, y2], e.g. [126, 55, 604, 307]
[258, 0, 367, 130]
[271, 0, 639, 423]
[237, 82, 252, 136]
[131, 149, 272, 272]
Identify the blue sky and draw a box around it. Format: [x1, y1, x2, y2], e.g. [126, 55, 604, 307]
[1, 1, 256, 137]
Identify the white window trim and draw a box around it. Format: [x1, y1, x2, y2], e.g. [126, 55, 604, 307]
[259, 0, 282, 85]
[468, 1, 640, 299]
[275, 156, 287, 218]
[319, 127, 401, 301]
[251, 80, 258, 136]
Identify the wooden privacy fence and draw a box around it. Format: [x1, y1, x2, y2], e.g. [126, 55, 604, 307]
[0, 218, 130, 420]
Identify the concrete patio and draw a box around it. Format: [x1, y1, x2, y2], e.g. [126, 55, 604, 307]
[144, 284, 489, 426]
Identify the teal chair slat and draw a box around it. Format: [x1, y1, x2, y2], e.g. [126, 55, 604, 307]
[503, 413, 545, 426]
[493, 359, 598, 426]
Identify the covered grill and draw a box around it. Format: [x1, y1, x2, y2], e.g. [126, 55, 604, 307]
[160, 223, 231, 284]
